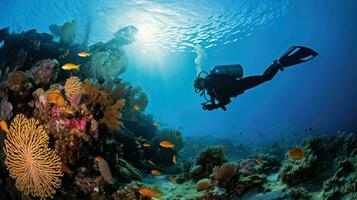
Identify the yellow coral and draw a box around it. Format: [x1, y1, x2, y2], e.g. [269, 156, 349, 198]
[64, 76, 82, 100]
[4, 114, 63, 199]
[100, 99, 126, 130]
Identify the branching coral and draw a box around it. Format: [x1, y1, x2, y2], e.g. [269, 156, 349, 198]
[100, 99, 126, 130]
[4, 114, 63, 199]
[64, 76, 82, 100]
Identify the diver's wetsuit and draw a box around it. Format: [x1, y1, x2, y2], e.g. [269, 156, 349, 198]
[204, 61, 282, 110]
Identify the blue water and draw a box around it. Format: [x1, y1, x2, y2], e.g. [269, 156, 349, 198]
[1, 0, 356, 143]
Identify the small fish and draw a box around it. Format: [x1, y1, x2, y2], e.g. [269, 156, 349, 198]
[0, 120, 9, 134]
[120, 144, 124, 148]
[139, 186, 162, 199]
[143, 143, 151, 147]
[255, 159, 263, 165]
[172, 155, 176, 164]
[160, 140, 174, 149]
[153, 122, 160, 127]
[77, 51, 91, 57]
[287, 148, 305, 160]
[62, 63, 80, 71]
[115, 153, 119, 163]
[61, 163, 73, 176]
[170, 176, 177, 184]
[95, 156, 113, 184]
[134, 105, 141, 111]
[148, 160, 156, 166]
[151, 169, 161, 176]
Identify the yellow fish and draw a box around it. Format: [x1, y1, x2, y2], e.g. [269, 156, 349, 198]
[134, 105, 141, 111]
[77, 51, 91, 57]
[153, 122, 160, 127]
[143, 143, 151, 147]
[0, 120, 9, 134]
[148, 160, 156, 166]
[172, 155, 176, 164]
[62, 63, 80, 71]
[170, 176, 177, 184]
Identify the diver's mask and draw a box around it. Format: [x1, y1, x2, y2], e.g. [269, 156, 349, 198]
[194, 71, 209, 94]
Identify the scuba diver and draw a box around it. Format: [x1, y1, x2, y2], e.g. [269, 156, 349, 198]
[194, 46, 318, 111]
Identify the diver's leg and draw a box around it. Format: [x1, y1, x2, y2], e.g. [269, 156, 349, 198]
[238, 62, 282, 91]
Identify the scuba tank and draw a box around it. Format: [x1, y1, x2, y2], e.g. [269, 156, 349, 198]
[210, 64, 243, 78]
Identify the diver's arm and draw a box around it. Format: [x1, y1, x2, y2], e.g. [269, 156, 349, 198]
[202, 92, 230, 111]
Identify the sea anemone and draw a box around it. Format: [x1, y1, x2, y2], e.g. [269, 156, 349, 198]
[4, 114, 63, 199]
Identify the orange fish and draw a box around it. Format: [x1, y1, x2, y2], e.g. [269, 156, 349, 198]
[287, 148, 305, 160]
[160, 140, 174, 149]
[151, 169, 161, 176]
[143, 143, 151, 147]
[0, 120, 9, 134]
[134, 105, 141, 111]
[95, 156, 113, 184]
[153, 122, 160, 127]
[61, 163, 73, 176]
[255, 159, 263, 165]
[62, 63, 80, 71]
[139, 187, 162, 198]
[170, 176, 177, 184]
[148, 160, 156, 166]
[47, 91, 65, 107]
[172, 155, 176, 164]
[77, 51, 91, 57]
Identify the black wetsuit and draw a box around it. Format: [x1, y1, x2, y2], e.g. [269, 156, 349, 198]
[204, 61, 282, 110]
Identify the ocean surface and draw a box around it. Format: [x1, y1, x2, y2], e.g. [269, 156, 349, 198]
[0, 0, 356, 142]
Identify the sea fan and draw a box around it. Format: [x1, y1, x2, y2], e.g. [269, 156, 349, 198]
[100, 99, 126, 130]
[4, 114, 63, 199]
[64, 76, 82, 101]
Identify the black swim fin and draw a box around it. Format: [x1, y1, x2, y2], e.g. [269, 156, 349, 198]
[279, 46, 318, 67]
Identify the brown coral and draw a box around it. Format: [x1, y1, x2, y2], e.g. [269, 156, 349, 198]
[4, 114, 63, 199]
[211, 163, 237, 181]
[64, 76, 82, 100]
[100, 99, 126, 130]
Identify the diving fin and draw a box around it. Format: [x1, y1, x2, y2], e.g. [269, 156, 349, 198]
[279, 46, 318, 67]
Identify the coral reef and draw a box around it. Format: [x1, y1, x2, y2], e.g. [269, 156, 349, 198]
[190, 145, 227, 180]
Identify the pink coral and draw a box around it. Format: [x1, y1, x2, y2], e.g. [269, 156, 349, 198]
[51, 106, 62, 117]
[0, 97, 13, 120]
[71, 118, 87, 132]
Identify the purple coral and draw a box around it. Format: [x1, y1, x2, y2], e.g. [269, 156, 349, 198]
[0, 97, 13, 120]
[31, 59, 58, 85]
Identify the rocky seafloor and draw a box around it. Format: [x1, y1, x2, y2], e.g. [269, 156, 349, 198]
[0, 23, 356, 200]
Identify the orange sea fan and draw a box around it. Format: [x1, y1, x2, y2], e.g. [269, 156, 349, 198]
[64, 76, 82, 100]
[4, 114, 63, 199]
[100, 99, 126, 130]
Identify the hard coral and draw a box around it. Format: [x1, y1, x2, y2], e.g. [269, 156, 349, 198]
[211, 163, 237, 181]
[4, 114, 63, 199]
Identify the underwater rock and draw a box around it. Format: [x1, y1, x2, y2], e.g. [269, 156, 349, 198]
[198, 186, 227, 200]
[248, 153, 281, 174]
[112, 181, 148, 200]
[191, 145, 227, 181]
[280, 133, 357, 186]
[321, 150, 357, 200]
[196, 178, 212, 191]
[49, 20, 78, 45]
